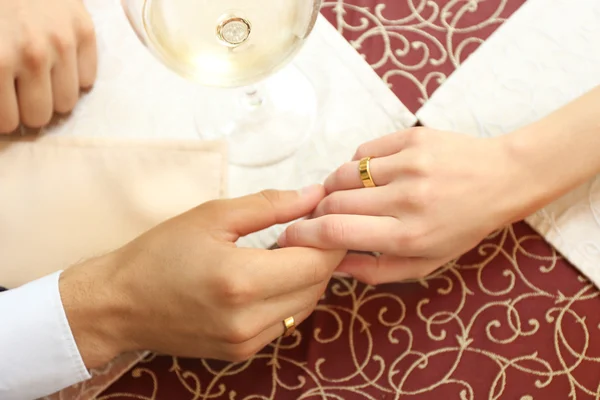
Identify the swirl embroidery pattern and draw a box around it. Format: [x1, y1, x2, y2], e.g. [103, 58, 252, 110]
[101, 223, 600, 399]
[320, 0, 524, 112]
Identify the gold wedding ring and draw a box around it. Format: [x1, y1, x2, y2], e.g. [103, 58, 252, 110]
[358, 157, 376, 188]
[282, 316, 295, 337]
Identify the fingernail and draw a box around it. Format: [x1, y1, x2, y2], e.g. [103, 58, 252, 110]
[298, 184, 322, 197]
[277, 231, 287, 247]
[333, 271, 352, 278]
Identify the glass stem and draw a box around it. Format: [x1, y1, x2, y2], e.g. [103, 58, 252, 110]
[243, 85, 264, 108]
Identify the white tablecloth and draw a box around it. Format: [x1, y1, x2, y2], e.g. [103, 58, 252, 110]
[48, 0, 417, 249]
[417, 0, 600, 286]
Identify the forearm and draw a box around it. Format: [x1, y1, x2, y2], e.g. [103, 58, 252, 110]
[501, 85, 600, 221]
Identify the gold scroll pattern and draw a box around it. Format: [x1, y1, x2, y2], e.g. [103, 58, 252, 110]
[100, 222, 600, 399]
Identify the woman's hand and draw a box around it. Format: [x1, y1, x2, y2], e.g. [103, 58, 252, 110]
[278, 128, 525, 285]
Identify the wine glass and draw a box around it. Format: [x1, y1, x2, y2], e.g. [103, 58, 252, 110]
[121, 0, 321, 167]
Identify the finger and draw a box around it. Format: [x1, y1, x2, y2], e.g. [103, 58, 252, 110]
[236, 246, 344, 298]
[218, 306, 314, 362]
[76, 18, 98, 89]
[215, 185, 325, 240]
[352, 128, 418, 161]
[251, 306, 312, 346]
[238, 279, 327, 343]
[313, 187, 399, 218]
[278, 214, 412, 256]
[261, 307, 312, 341]
[335, 252, 446, 285]
[51, 40, 79, 114]
[16, 67, 53, 128]
[0, 75, 19, 134]
[324, 156, 397, 193]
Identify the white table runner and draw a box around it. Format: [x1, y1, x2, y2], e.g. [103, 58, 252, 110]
[416, 0, 600, 285]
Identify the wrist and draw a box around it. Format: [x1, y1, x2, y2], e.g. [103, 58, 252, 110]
[59, 253, 135, 370]
[495, 127, 570, 223]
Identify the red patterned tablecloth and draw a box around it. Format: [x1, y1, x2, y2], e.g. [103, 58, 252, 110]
[320, 0, 525, 113]
[100, 1, 600, 398]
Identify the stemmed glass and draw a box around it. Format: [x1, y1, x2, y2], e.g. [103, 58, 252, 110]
[121, 0, 322, 167]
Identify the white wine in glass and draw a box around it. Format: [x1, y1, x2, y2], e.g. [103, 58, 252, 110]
[121, 0, 322, 166]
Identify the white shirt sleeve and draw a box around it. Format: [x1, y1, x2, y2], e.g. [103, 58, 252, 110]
[0, 271, 91, 400]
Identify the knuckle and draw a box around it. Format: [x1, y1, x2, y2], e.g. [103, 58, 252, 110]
[319, 216, 347, 246]
[414, 181, 433, 200]
[77, 20, 97, 42]
[354, 143, 370, 159]
[21, 40, 50, 70]
[389, 228, 409, 246]
[410, 152, 435, 177]
[195, 199, 230, 225]
[282, 224, 299, 244]
[390, 227, 425, 254]
[319, 194, 342, 215]
[403, 181, 434, 208]
[213, 273, 254, 306]
[404, 232, 421, 252]
[51, 33, 76, 56]
[199, 198, 224, 214]
[404, 127, 427, 145]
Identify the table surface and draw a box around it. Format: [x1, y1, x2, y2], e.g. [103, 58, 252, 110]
[100, 1, 600, 399]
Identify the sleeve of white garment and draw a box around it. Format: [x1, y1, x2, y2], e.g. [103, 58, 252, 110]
[0, 271, 91, 400]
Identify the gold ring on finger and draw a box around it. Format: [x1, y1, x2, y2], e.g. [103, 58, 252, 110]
[358, 156, 376, 188]
[282, 316, 295, 337]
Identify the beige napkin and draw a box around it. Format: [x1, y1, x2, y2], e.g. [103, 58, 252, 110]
[1, 133, 227, 288]
[0, 133, 227, 399]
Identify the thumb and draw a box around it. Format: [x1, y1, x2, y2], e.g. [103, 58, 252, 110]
[217, 184, 325, 239]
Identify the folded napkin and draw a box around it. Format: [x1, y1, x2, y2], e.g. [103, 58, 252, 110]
[0, 133, 227, 399]
[1, 133, 227, 288]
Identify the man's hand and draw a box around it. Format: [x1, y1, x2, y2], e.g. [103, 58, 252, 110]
[0, 0, 97, 133]
[59, 185, 346, 368]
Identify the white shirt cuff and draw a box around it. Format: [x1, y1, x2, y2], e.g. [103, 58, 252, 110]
[0, 271, 91, 400]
